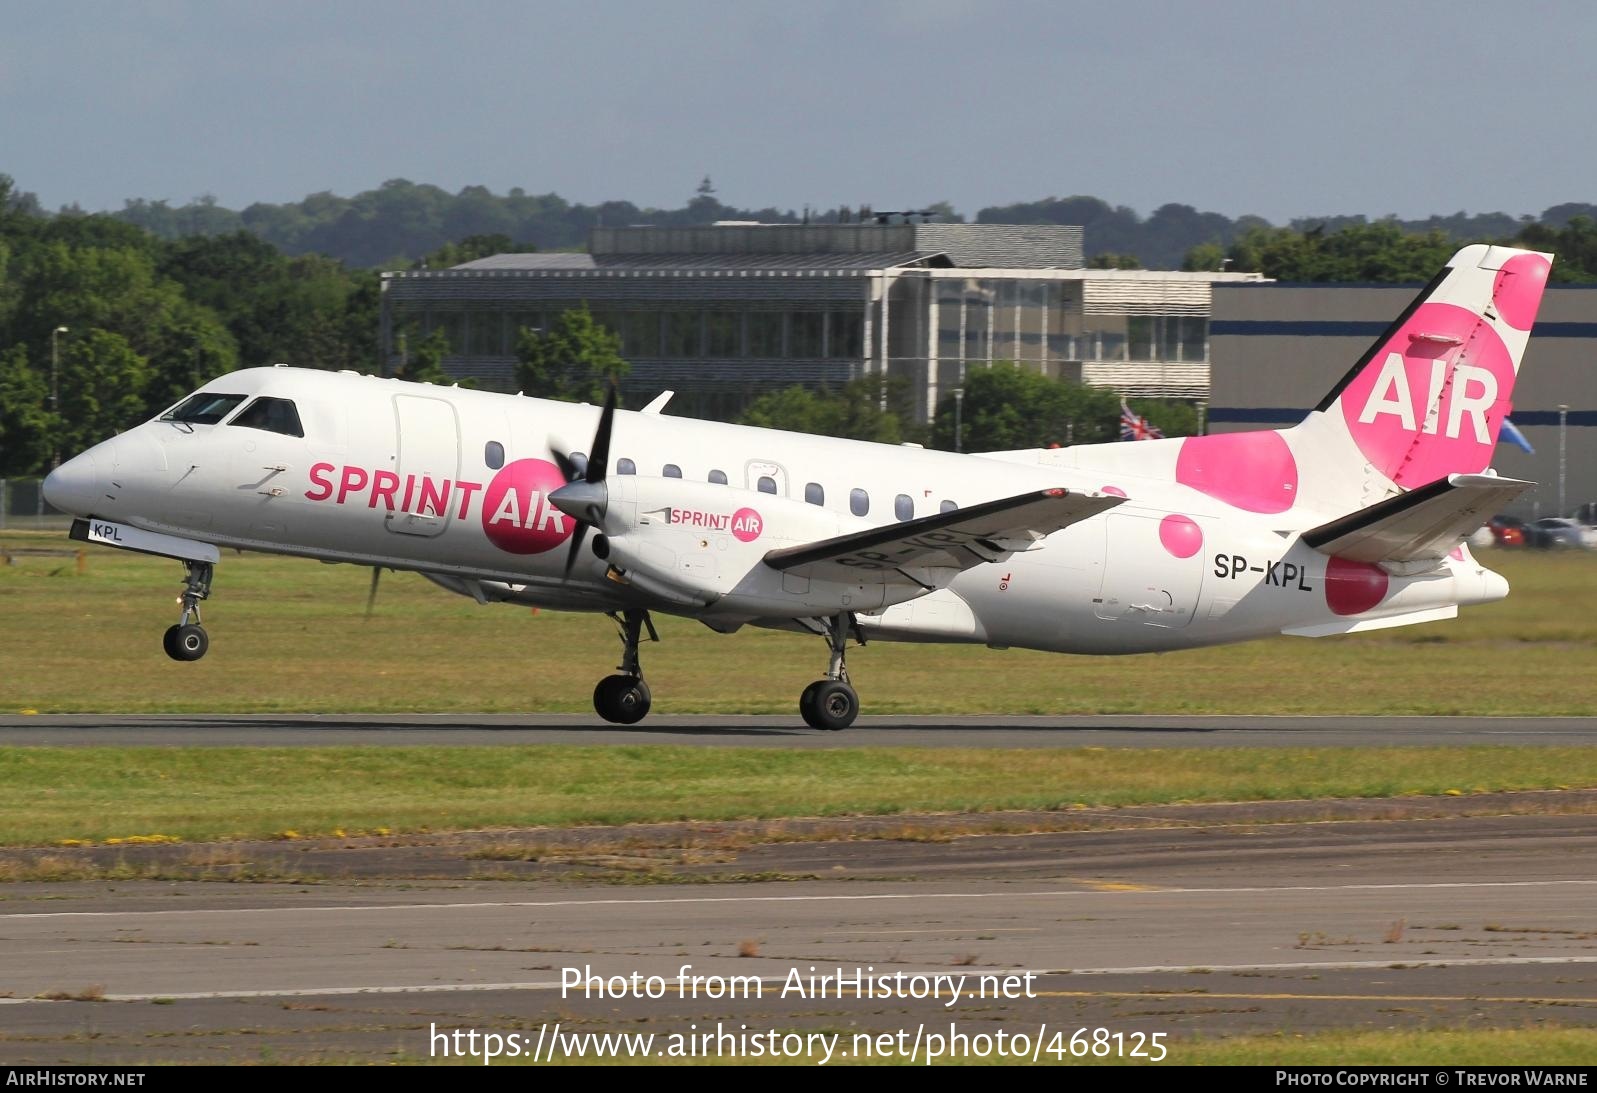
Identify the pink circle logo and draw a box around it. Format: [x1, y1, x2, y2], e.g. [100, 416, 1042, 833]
[731, 507, 763, 543]
[1492, 252, 1550, 330]
[1175, 431, 1298, 514]
[1324, 556, 1389, 616]
[1158, 513, 1203, 558]
[480, 459, 574, 554]
[1339, 302, 1514, 486]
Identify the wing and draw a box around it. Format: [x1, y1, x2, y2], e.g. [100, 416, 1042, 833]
[1301, 473, 1533, 564]
[763, 487, 1123, 588]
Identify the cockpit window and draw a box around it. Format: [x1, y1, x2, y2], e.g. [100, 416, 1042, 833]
[161, 392, 246, 425]
[228, 396, 304, 438]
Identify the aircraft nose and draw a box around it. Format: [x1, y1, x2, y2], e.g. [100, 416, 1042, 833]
[42, 451, 102, 517]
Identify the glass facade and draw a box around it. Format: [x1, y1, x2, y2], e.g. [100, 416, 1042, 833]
[397, 297, 1207, 372]
[384, 265, 1226, 421]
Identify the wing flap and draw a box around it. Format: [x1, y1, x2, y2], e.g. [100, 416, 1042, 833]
[1300, 473, 1533, 564]
[764, 487, 1122, 583]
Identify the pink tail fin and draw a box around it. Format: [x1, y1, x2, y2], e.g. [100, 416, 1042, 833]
[1306, 244, 1551, 492]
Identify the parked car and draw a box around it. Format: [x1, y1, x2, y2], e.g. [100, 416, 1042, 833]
[1527, 517, 1597, 549]
[1485, 514, 1528, 548]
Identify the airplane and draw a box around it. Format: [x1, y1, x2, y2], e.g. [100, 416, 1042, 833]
[43, 244, 1551, 730]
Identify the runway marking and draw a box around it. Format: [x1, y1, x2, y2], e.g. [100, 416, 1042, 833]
[4, 959, 1597, 1006]
[4, 879, 1595, 919]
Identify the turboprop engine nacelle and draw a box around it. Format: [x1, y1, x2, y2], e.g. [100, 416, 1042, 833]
[595, 476, 928, 616]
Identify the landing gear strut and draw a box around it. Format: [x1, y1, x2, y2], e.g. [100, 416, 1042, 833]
[592, 608, 656, 724]
[162, 560, 213, 662]
[799, 612, 861, 731]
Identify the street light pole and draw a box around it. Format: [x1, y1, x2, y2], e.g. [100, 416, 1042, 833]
[953, 388, 964, 454]
[1558, 404, 1569, 516]
[50, 325, 68, 469]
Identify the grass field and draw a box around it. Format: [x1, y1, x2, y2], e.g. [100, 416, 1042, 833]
[1, 532, 1594, 715]
[0, 744, 1593, 846]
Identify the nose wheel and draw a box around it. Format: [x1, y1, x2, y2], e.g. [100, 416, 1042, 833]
[592, 609, 657, 724]
[163, 560, 213, 662]
[799, 612, 861, 730]
[162, 623, 209, 662]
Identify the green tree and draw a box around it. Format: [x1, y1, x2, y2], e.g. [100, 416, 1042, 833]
[396, 325, 452, 384]
[1182, 242, 1227, 272]
[54, 330, 152, 455]
[414, 233, 534, 271]
[514, 304, 629, 402]
[1088, 252, 1142, 270]
[1514, 216, 1597, 281]
[929, 363, 1120, 451]
[1125, 397, 1202, 438]
[142, 302, 239, 411]
[1222, 222, 1457, 282]
[0, 346, 50, 475]
[741, 377, 913, 443]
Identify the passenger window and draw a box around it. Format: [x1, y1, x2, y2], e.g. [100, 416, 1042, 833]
[485, 441, 505, 469]
[228, 396, 304, 438]
[163, 392, 245, 425]
[617, 458, 636, 475]
[939, 500, 959, 514]
[895, 494, 914, 522]
[708, 469, 728, 484]
[850, 488, 869, 517]
[570, 452, 589, 476]
[758, 476, 777, 494]
[805, 482, 824, 506]
[663, 464, 682, 478]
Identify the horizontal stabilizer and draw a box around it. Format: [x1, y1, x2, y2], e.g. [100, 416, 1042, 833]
[764, 487, 1122, 585]
[1300, 473, 1533, 564]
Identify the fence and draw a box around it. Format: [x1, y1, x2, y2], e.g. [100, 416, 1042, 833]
[0, 478, 73, 531]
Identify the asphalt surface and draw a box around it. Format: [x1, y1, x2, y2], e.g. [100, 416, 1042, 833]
[0, 712, 1594, 747]
[1, 812, 1594, 1063]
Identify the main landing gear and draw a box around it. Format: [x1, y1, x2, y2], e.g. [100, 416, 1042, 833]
[162, 560, 213, 662]
[585, 608, 864, 731]
[592, 608, 657, 725]
[798, 612, 861, 731]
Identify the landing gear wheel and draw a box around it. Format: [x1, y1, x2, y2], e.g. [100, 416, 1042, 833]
[798, 680, 826, 728]
[593, 674, 652, 725]
[809, 680, 858, 731]
[167, 623, 208, 662]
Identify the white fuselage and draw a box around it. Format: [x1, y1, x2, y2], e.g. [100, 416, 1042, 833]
[49, 366, 1502, 657]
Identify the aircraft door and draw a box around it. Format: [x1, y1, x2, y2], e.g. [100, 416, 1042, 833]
[386, 394, 460, 538]
[745, 459, 789, 498]
[1094, 513, 1204, 628]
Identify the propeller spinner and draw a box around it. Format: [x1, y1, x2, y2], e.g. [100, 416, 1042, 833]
[548, 383, 618, 576]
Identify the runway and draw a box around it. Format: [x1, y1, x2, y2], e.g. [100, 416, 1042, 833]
[0, 712, 1594, 747]
[1, 813, 1593, 1063]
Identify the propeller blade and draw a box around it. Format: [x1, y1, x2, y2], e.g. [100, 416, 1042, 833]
[586, 382, 618, 483]
[550, 448, 580, 483]
[550, 383, 618, 581]
[563, 523, 589, 578]
[365, 567, 382, 619]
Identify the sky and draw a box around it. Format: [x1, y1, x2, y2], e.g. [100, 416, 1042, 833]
[2, 0, 1591, 224]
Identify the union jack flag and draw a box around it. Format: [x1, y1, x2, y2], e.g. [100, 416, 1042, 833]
[1120, 399, 1163, 441]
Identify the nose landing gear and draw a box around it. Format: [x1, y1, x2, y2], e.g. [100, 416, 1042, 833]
[592, 608, 657, 724]
[162, 560, 213, 662]
[799, 612, 861, 731]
